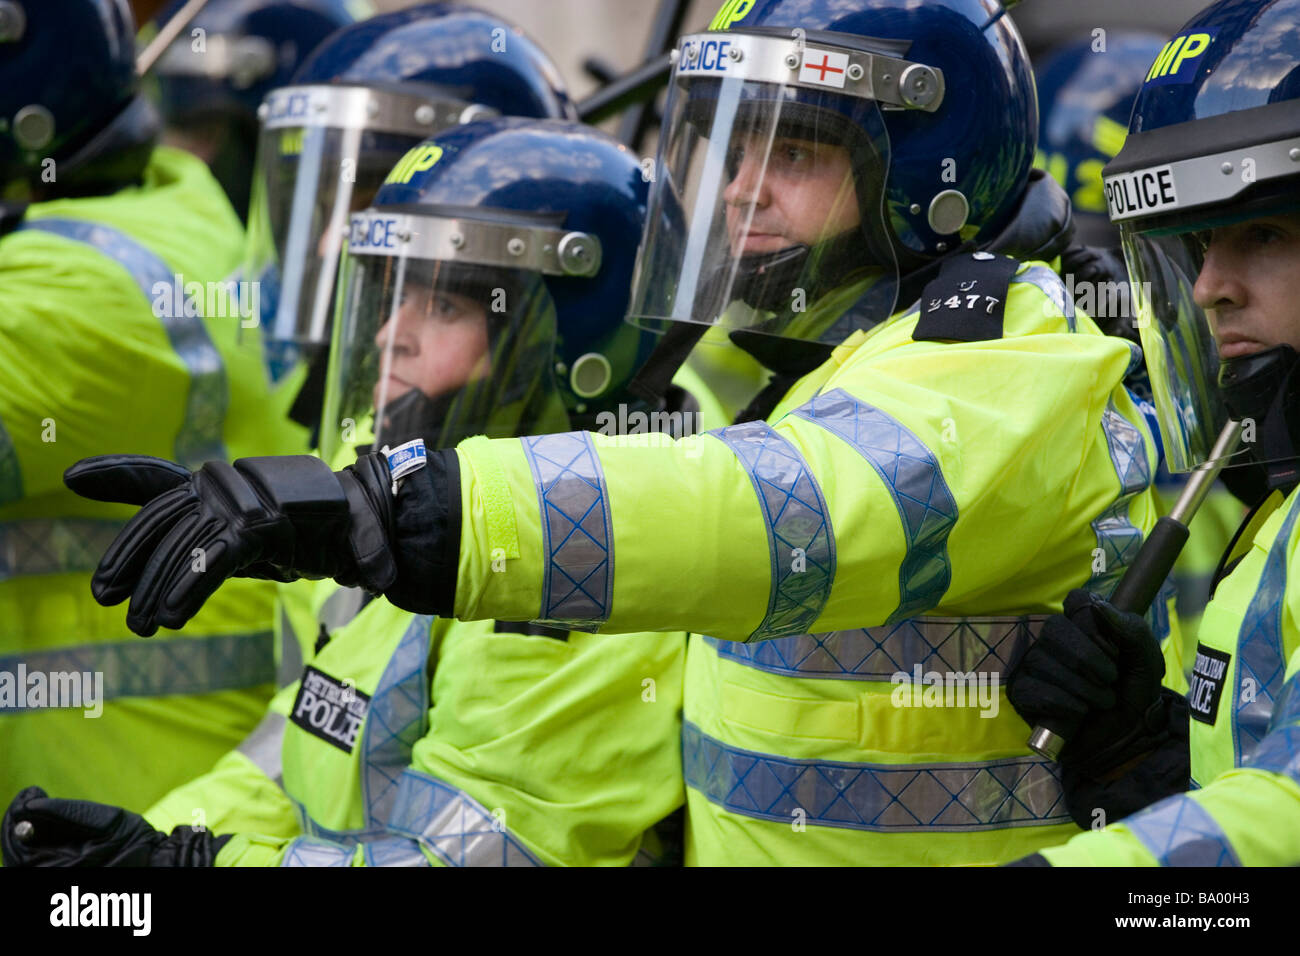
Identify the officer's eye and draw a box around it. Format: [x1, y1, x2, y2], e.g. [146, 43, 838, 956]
[1246, 223, 1286, 246]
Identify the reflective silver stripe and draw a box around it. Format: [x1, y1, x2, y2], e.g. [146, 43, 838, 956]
[361, 615, 432, 828]
[0, 631, 274, 712]
[387, 767, 544, 867]
[711, 421, 835, 642]
[1125, 794, 1241, 866]
[362, 837, 431, 867]
[236, 711, 286, 788]
[280, 837, 354, 867]
[709, 615, 1048, 681]
[1087, 401, 1150, 598]
[1232, 501, 1300, 764]
[683, 720, 1068, 831]
[791, 388, 956, 623]
[0, 517, 126, 581]
[0, 420, 19, 506]
[521, 432, 614, 630]
[18, 218, 229, 467]
[1013, 264, 1076, 332]
[276, 604, 303, 690]
[1267, 668, 1300, 735]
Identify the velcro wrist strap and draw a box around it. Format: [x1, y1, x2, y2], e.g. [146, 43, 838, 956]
[234, 455, 348, 516]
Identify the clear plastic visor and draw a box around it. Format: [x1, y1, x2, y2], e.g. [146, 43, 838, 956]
[242, 85, 495, 349]
[320, 213, 571, 464]
[1123, 222, 1242, 473]
[626, 38, 901, 345]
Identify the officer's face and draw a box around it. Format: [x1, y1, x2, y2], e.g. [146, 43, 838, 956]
[372, 288, 490, 409]
[1193, 212, 1300, 358]
[722, 132, 860, 255]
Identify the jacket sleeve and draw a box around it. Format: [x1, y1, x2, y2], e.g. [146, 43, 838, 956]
[0, 231, 198, 504]
[142, 682, 302, 851]
[1038, 644, 1300, 866]
[450, 268, 1153, 642]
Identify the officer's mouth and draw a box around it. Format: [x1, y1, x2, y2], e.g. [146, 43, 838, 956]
[1217, 333, 1270, 359]
[731, 230, 789, 254]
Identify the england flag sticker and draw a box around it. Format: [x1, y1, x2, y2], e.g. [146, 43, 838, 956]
[800, 48, 849, 88]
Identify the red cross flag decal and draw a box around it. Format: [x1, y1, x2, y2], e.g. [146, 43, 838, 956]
[799, 49, 849, 88]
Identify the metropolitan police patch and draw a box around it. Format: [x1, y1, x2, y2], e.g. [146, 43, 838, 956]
[1187, 644, 1232, 725]
[290, 666, 371, 753]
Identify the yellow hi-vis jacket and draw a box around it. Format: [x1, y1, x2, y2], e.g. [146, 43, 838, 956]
[1039, 485, 1300, 866]
[444, 258, 1174, 865]
[0, 147, 307, 812]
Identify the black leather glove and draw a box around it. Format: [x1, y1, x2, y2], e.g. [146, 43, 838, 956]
[67, 447, 461, 637]
[1058, 243, 1139, 343]
[1009, 588, 1169, 778]
[67, 452, 400, 636]
[2, 786, 229, 867]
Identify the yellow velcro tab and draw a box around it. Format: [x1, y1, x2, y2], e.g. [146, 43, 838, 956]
[459, 436, 521, 561]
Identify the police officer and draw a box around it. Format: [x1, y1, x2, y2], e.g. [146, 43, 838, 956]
[1035, 31, 1246, 680]
[1008, 0, 1300, 866]
[49, 0, 1168, 866]
[149, 0, 362, 221]
[0, 0, 306, 812]
[2, 120, 702, 867]
[241, 3, 580, 440]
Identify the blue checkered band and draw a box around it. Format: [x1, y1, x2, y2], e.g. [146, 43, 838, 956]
[0, 420, 19, 506]
[711, 421, 835, 642]
[1245, 723, 1300, 787]
[1014, 264, 1077, 333]
[362, 837, 431, 867]
[236, 711, 287, 789]
[1125, 794, 1242, 867]
[280, 837, 354, 867]
[683, 721, 1068, 832]
[521, 432, 614, 630]
[18, 218, 229, 467]
[387, 767, 544, 867]
[0, 631, 274, 713]
[1232, 499, 1300, 765]
[707, 615, 1047, 681]
[0, 518, 127, 581]
[1087, 401, 1151, 598]
[790, 388, 956, 624]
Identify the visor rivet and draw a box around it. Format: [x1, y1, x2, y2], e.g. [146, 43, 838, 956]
[12, 104, 53, 150]
[1221, 161, 1234, 174]
[669, 48, 680, 64]
[415, 104, 435, 125]
[507, 237, 526, 256]
[449, 233, 465, 249]
[314, 101, 328, 113]
[558, 233, 602, 276]
[727, 46, 743, 61]
[686, 44, 698, 61]
[899, 65, 939, 109]
[936, 241, 948, 252]
[257, 103, 269, 120]
[909, 203, 921, 215]
[576, 402, 587, 414]
[784, 53, 800, 69]
[396, 230, 411, 242]
[0, 2, 27, 43]
[846, 63, 864, 81]
[555, 362, 568, 376]
[366, 100, 379, 117]
[1290, 148, 1300, 162]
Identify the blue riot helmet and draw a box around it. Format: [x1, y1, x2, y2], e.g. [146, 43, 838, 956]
[1105, 0, 1300, 482]
[0, 0, 158, 199]
[319, 119, 661, 464]
[626, 0, 1038, 346]
[1036, 32, 1169, 247]
[244, 2, 575, 361]
[151, 0, 361, 219]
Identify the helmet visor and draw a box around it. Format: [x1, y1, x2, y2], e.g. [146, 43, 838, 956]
[320, 209, 576, 463]
[626, 31, 933, 344]
[243, 85, 494, 348]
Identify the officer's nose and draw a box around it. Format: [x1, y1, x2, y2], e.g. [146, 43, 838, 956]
[374, 306, 416, 356]
[723, 148, 769, 209]
[1193, 233, 1246, 314]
